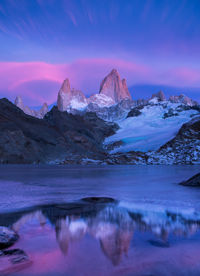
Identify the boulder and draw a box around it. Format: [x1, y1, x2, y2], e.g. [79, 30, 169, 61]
[180, 173, 200, 186]
[0, 227, 19, 249]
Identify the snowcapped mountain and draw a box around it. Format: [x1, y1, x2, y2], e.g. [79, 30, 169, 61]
[11, 68, 200, 165]
[56, 69, 132, 113]
[14, 68, 199, 124]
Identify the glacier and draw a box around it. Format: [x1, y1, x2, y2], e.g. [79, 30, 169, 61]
[104, 102, 199, 152]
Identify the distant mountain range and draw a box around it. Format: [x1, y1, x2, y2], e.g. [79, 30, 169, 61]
[0, 69, 199, 164]
[14, 69, 199, 120]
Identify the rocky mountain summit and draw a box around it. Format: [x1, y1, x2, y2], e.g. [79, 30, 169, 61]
[14, 69, 199, 123]
[99, 69, 132, 103]
[56, 69, 132, 114]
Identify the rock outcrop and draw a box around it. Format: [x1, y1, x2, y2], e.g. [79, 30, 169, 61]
[169, 94, 198, 106]
[126, 105, 143, 118]
[14, 96, 48, 119]
[39, 103, 48, 118]
[99, 69, 132, 103]
[150, 91, 166, 102]
[0, 227, 19, 249]
[180, 173, 200, 186]
[14, 96, 24, 110]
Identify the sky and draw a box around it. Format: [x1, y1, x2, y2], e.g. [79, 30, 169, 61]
[0, 0, 200, 105]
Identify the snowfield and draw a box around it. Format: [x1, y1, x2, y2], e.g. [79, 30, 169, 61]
[104, 102, 198, 152]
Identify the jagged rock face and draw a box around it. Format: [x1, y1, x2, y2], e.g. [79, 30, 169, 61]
[57, 79, 71, 111]
[14, 96, 24, 110]
[169, 94, 198, 106]
[14, 96, 48, 119]
[99, 69, 132, 103]
[39, 103, 48, 118]
[57, 70, 132, 112]
[150, 91, 166, 102]
[57, 79, 87, 111]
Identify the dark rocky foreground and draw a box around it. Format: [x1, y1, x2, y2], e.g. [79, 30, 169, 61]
[0, 98, 118, 164]
[0, 226, 31, 275]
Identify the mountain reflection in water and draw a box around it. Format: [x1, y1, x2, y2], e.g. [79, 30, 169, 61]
[1, 198, 200, 276]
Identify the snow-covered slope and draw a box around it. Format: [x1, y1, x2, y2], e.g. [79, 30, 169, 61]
[88, 94, 115, 107]
[104, 102, 199, 153]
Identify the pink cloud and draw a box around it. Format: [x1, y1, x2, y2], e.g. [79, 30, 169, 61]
[0, 62, 68, 105]
[0, 59, 200, 106]
[167, 67, 200, 86]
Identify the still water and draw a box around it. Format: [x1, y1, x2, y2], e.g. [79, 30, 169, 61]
[0, 165, 200, 276]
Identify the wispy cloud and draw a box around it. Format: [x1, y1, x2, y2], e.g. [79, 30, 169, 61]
[66, 10, 78, 26]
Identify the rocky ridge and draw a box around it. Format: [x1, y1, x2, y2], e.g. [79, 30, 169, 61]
[0, 98, 118, 164]
[15, 96, 48, 119]
[14, 70, 199, 123]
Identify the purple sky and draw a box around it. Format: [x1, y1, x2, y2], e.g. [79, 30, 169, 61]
[0, 0, 200, 105]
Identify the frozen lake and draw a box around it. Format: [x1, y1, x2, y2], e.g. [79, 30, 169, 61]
[0, 165, 200, 212]
[1, 165, 200, 276]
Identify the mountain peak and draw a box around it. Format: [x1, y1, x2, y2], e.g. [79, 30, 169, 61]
[151, 90, 166, 102]
[57, 79, 87, 111]
[99, 69, 132, 103]
[15, 96, 24, 109]
[110, 68, 119, 75]
[60, 78, 71, 94]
